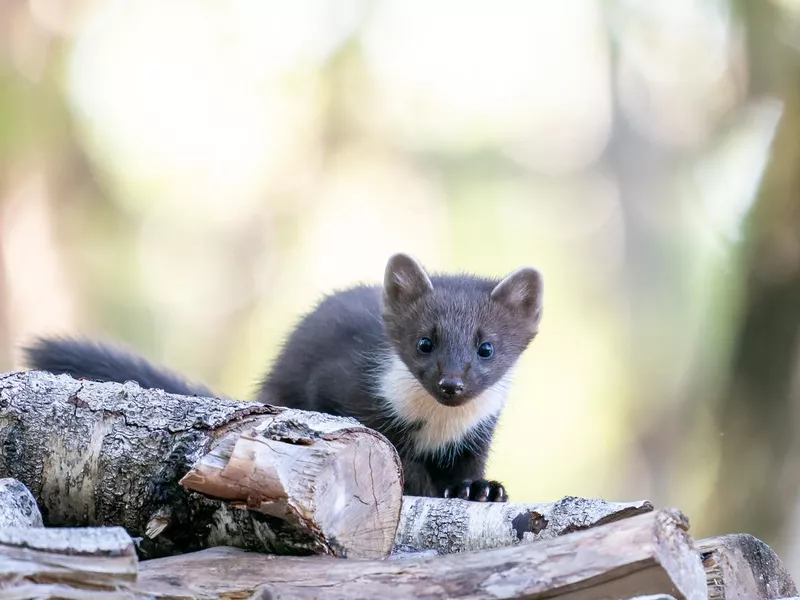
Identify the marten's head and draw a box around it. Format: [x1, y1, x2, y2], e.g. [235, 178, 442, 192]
[381, 253, 543, 408]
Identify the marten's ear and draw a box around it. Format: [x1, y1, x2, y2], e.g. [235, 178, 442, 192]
[491, 267, 543, 330]
[384, 253, 433, 306]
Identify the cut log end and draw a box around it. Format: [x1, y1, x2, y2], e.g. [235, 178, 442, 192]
[652, 508, 705, 600]
[698, 533, 798, 600]
[180, 411, 404, 559]
[309, 429, 404, 558]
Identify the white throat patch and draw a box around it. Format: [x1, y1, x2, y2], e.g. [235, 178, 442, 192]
[377, 352, 511, 458]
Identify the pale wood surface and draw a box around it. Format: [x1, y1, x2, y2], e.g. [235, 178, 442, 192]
[0, 525, 138, 598]
[179, 403, 403, 559]
[133, 509, 707, 600]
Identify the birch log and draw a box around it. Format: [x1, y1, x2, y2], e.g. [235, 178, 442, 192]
[698, 533, 797, 600]
[0, 370, 403, 559]
[0, 478, 43, 528]
[394, 494, 654, 554]
[134, 509, 707, 600]
[0, 525, 137, 599]
[177, 403, 404, 558]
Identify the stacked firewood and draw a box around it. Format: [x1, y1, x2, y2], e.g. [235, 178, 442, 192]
[0, 371, 795, 599]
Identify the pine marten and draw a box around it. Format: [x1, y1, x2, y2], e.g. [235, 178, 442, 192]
[24, 253, 544, 502]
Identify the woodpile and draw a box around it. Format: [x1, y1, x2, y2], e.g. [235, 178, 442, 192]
[0, 370, 796, 599]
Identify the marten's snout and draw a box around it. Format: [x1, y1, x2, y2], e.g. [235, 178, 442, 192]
[438, 377, 464, 398]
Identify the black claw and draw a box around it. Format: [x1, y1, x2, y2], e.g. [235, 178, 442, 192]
[489, 483, 508, 502]
[473, 481, 491, 502]
[456, 481, 471, 500]
[442, 479, 509, 503]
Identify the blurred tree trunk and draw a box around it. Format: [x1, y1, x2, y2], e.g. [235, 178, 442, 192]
[0, 2, 98, 371]
[0, 0, 24, 370]
[705, 0, 800, 549]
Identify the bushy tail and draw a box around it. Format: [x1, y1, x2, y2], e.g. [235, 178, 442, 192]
[23, 336, 215, 397]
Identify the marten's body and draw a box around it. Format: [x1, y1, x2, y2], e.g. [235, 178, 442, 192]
[25, 253, 543, 502]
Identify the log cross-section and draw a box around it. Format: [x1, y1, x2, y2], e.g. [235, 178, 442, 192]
[179, 407, 404, 558]
[698, 533, 798, 600]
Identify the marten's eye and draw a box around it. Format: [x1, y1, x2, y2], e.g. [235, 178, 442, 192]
[417, 337, 434, 354]
[477, 341, 494, 359]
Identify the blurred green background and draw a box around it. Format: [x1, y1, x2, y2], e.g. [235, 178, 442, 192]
[2, 0, 800, 571]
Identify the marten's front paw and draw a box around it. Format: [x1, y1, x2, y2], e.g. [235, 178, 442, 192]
[443, 479, 508, 502]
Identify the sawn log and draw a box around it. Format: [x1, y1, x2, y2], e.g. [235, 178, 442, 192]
[0, 370, 403, 559]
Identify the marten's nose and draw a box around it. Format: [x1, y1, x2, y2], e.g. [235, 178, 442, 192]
[438, 377, 464, 397]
